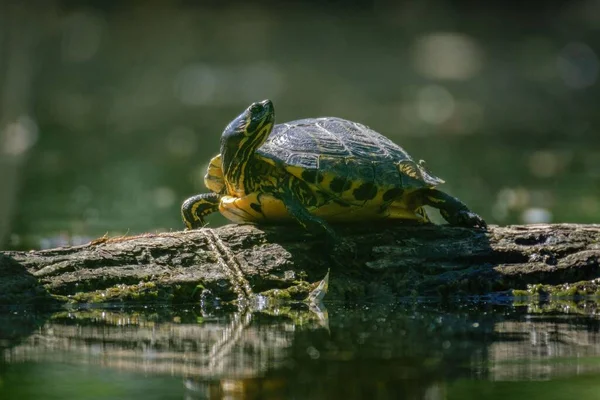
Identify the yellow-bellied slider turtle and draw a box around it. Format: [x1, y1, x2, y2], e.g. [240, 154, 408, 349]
[181, 100, 486, 241]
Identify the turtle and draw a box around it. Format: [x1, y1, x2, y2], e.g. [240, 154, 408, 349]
[181, 99, 486, 243]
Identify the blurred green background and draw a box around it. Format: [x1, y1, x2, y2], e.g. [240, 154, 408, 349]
[1, 0, 599, 250]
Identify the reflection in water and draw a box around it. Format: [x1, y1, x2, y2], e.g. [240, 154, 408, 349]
[1, 300, 600, 399]
[3, 304, 326, 380]
[490, 301, 600, 381]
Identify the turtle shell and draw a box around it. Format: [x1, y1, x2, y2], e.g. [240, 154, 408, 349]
[256, 117, 444, 203]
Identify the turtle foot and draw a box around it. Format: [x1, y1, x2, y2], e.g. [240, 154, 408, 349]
[449, 210, 488, 230]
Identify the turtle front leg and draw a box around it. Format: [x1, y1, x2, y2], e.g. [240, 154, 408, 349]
[275, 190, 340, 243]
[276, 191, 356, 261]
[421, 189, 487, 229]
[181, 193, 221, 229]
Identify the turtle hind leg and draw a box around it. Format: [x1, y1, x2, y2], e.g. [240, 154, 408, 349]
[414, 206, 432, 224]
[421, 188, 487, 229]
[181, 192, 221, 229]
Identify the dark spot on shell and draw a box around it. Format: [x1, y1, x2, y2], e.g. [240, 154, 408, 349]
[330, 176, 351, 193]
[250, 203, 262, 214]
[301, 169, 323, 184]
[383, 187, 404, 202]
[353, 182, 378, 201]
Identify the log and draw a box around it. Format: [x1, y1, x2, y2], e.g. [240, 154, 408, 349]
[1, 223, 600, 306]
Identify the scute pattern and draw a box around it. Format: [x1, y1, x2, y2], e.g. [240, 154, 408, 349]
[319, 119, 387, 159]
[256, 117, 443, 188]
[287, 152, 319, 169]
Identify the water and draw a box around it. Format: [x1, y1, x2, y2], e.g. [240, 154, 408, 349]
[1, 300, 599, 399]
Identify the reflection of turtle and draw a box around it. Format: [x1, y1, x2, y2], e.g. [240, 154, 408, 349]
[181, 100, 486, 242]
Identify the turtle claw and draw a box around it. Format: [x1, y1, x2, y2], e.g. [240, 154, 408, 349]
[453, 210, 488, 230]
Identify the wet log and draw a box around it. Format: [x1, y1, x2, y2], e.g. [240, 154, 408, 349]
[1, 223, 599, 306]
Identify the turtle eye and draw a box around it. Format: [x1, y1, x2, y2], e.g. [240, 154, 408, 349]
[250, 103, 263, 114]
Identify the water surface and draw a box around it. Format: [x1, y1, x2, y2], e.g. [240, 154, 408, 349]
[1, 300, 599, 399]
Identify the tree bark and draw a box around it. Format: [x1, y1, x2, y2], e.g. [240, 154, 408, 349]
[1, 223, 599, 306]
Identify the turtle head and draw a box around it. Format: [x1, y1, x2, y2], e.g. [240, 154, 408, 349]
[220, 100, 275, 188]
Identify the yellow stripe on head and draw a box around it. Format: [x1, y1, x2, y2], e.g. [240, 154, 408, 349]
[221, 100, 275, 195]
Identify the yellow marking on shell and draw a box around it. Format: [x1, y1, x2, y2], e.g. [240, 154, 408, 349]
[217, 187, 430, 224]
[283, 165, 306, 180]
[219, 196, 256, 223]
[204, 155, 224, 193]
[283, 160, 343, 197]
[219, 193, 291, 224]
[384, 206, 423, 221]
[307, 186, 420, 222]
[318, 173, 334, 188]
[385, 189, 429, 221]
[336, 179, 382, 205]
[373, 186, 401, 206]
[311, 203, 376, 220]
[259, 155, 277, 167]
[287, 162, 414, 212]
[217, 146, 432, 225]
[398, 161, 423, 180]
[310, 201, 411, 221]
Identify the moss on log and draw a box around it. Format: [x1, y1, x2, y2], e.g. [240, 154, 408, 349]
[1, 223, 599, 306]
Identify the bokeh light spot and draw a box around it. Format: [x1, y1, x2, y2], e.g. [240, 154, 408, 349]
[174, 64, 218, 106]
[174, 62, 284, 106]
[71, 185, 93, 206]
[557, 42, 599, 89]
[62, 11, 105, 63]
[416, 85, 455, 125]
[153, 187, 176, 209]
[167, 126, 198, 158]
[518, 36, 557, 80]
[528, 150, 561, 178]
[521, 208, 552, 224]
[1, 115, 38, 156]
[411, 33, 483, 80]
[580, 196, 600, 215]
[239, 62, 284, 102]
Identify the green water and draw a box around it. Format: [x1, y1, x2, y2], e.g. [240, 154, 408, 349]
[1, 301, 599, 399]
